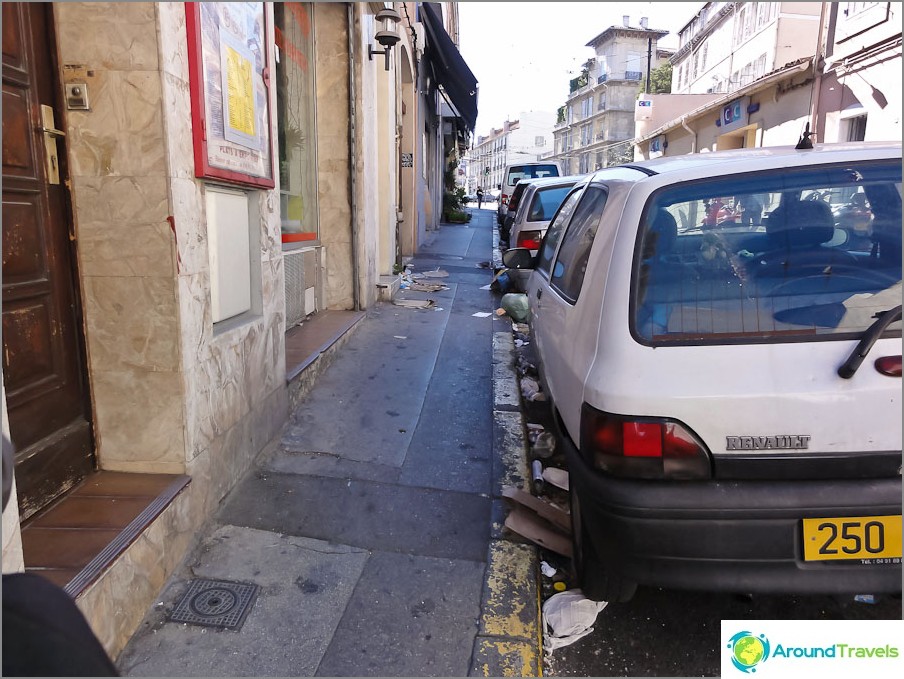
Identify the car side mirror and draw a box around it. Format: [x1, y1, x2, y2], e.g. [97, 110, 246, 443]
[502, 248, 534, 269]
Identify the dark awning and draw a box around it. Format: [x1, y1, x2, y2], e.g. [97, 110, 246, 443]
[420, 2, 478, 132]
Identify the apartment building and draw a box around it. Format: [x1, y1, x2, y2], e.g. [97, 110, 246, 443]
[467, 111, 556, 194]
[551, 17, 670, 174]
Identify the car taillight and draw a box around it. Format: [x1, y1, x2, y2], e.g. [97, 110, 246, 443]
[501, 193, 509, 206]
[516, 230, 543, 250]
[580, 404, 712, 479]
[875, 356, 902, 377]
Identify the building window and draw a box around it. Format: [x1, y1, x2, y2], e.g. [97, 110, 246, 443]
[275, 3, 318, 244]
[847, 114, 868, 141]
[598, 91, 607, 110]
[535, 136, 546, 146]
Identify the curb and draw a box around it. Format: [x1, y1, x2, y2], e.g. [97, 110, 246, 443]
[469, 329, 543, 677]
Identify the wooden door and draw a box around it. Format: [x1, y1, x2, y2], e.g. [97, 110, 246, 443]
[2, 3, 94, 520]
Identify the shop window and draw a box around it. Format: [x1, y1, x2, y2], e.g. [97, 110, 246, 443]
[275, 3, 318, 245]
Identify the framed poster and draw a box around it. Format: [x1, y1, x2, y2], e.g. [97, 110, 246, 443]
[185, 2, 275, 188]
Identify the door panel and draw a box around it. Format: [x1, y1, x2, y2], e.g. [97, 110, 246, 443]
[2, 2, 93, 520]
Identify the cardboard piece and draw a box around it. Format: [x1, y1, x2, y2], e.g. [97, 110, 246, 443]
[542, 467, 569, 491]
[502, 486, 571, 533]
[504, 506, 573, 557]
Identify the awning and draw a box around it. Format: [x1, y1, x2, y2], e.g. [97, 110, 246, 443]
[420, 2, 478, 132]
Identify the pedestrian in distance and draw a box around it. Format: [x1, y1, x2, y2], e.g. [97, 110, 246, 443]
[476, 187, 484, 209]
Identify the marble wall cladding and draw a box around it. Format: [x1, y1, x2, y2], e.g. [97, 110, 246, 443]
[314, 3, 354, 311]
[160, 73, 195, 181]
[66, 71, 166, 178]
[242, 319, 284, 407]
[76, 221, 174, 278]
[91, 370, 186, 472]
[156, 2, 189, 82]
[324, 245, 355, 309]
[250, 387, 289, 455]
[56, 3, 159, 72]
[183, 339, 251, 462]
[83, 276, 179, 373]
[169, 178, 208, 275]
[177, 272, 213, 372]
[76, 488, 197, 658]
[72, 175, 171, 227]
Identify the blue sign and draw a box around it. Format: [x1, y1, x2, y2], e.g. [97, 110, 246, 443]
[723, 100, 743, 126]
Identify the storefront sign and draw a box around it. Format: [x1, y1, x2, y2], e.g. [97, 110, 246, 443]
[186, 2, 274, 188]
[717, 97, 750, 134]
[649, 135, 666, 158]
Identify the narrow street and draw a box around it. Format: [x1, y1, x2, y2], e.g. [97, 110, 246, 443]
[117, 209, 540, 676]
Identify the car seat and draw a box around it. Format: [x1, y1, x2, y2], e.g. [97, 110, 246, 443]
[756, 199, 857, 275]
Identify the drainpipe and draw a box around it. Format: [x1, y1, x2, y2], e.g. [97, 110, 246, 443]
[681, 116, 697, 153]
[347, 2, 361, 311]
[809, 2, 829, 141]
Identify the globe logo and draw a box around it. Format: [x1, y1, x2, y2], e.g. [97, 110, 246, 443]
[727, 631, 771, 673]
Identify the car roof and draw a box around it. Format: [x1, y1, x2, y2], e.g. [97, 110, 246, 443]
[591, 142, 901, 182]
[519, 174, 585, 189]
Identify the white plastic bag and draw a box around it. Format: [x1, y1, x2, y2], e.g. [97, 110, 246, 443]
[542, 589, 608, 652]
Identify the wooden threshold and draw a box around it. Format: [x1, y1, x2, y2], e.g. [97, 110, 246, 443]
[20, 471, 190, 597]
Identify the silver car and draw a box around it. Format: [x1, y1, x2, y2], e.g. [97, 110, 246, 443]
[508, 175, 584, 255]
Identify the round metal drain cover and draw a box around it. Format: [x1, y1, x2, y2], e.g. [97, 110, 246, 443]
[190, 587, 238, 617]
[168, 578, 259, 630]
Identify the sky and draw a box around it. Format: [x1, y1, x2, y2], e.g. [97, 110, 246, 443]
[458, 1, 704, 139]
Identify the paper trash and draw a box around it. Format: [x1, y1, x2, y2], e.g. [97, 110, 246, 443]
[542, 589, 608, 652]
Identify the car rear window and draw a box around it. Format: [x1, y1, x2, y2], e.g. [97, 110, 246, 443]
[632, 160, 902, 344]
[527, 185, 574, 222]
[506, 165, 560, 186]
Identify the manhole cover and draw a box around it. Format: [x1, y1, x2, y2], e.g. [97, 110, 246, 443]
[168, 578, 259, 630]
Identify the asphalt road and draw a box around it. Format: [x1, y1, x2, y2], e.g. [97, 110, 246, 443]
[544, 585, 901, 676]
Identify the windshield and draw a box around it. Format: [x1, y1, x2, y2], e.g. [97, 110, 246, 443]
[506, 165, 560, 186]
[632, 160, 902, 344]
[526, 185, 574, 222]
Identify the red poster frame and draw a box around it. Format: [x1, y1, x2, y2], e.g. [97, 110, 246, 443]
[184, 2, 275, 189]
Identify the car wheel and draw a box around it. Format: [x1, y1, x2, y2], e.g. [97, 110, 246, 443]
[569, 477, 637, 603]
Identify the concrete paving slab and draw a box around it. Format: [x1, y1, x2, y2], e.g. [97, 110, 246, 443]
[282, 305, 449, 467]
[399, 293, 494, 495]
[262, 449, 401, 485]
[218, 473, 491, 562]
[118, 525, 368, 677]
[315, 551, 485, 677]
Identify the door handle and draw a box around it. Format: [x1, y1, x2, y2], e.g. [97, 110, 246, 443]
[39, 104, 64, 185]
[536, 288, 543, 300]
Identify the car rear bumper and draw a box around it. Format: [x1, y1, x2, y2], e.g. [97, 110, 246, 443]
[561, 423, 903, 594]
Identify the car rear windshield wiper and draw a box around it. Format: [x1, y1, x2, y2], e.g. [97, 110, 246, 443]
[837, 304, 902, 379]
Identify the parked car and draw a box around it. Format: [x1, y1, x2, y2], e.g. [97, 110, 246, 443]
[499, 179, 536, 244]
[503, 142, 902, 602]
[497, 161, 562, 225]
[508, 175, 583, 255]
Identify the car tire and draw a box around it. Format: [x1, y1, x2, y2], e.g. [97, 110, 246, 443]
[570, 477, 638, 603]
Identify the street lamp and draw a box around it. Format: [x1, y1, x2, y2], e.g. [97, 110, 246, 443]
[368, 7, 402, 71]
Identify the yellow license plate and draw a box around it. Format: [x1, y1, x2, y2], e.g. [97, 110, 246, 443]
[802, 515, 902, 562]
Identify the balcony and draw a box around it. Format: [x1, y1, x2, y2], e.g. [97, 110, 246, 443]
[597, 74, 607, 84]
[625, 71, 643, 81]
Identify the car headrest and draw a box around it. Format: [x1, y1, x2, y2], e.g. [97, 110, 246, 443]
[645, 209, 678, 257]
[766, 200, 835, 246]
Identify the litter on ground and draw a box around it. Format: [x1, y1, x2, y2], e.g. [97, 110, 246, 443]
[472, 312, 493, 318]
[393, 299, 435, 309]
[542, 589, 608, 652]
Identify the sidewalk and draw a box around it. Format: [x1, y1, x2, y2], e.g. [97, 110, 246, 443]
[117, 209, 540, 677]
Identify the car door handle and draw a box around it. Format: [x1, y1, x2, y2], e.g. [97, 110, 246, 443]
[536, 288, 542, 300]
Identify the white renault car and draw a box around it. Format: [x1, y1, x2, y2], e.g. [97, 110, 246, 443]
[504, 143, 902, 602]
